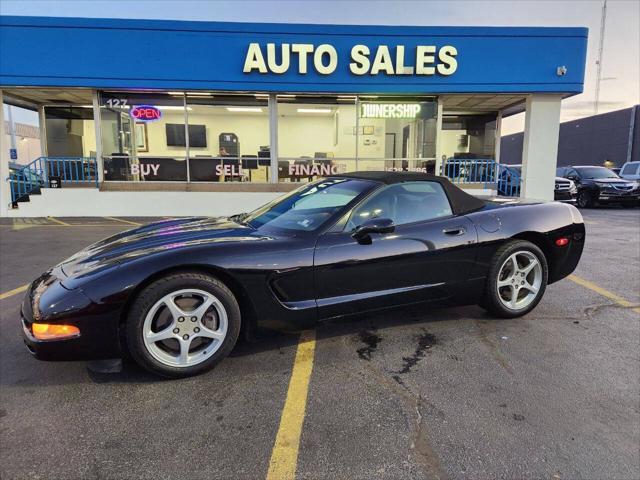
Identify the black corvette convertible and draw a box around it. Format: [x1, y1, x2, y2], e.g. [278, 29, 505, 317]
[22, 172, 585, 377]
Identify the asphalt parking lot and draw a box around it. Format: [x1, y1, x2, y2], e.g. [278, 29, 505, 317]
[1, 210, 639, 480]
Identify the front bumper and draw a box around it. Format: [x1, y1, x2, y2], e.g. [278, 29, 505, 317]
[596, 189, 639, 203]
[21, 273, 122, 361]
[554, 191, 576, 201]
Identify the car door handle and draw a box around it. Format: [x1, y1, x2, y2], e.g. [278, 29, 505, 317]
[443, 226, 466, 236]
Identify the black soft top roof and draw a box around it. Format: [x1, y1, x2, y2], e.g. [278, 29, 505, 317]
[334, 171, 486, 215]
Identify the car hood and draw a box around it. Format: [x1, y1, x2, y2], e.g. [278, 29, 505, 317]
[584, 177, 632, 184]
[57, 216, 269, 277]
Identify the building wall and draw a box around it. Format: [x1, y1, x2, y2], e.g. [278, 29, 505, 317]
[500, 105, 639, 167]
[3, 120, 41, 165]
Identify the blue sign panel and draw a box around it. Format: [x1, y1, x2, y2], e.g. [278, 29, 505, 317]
[0, 16, 587, 94]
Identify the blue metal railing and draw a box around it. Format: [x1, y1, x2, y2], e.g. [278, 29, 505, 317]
[8, 156, 98, 204]
[442, 158, 521, 197]
[443, 158, 497, 188]
[496, 164, 522, 197]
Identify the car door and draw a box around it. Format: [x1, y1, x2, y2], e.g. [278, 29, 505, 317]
[314, 181, 478, 319]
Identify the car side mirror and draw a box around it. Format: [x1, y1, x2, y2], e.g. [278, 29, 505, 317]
[352, 218, 395, 244]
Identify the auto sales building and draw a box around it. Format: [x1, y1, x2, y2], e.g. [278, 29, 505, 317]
[0, 16, 587, 217]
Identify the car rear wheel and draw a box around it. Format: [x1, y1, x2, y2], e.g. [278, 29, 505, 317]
[481, 240, 548, 318]
[576, 190, 595, 208]
[126, 272, 241, 378]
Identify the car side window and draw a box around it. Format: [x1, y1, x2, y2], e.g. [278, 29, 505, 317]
[345, 181, 453, 231]
[621, 163, 639, 175]
[566, 168, 579, 179]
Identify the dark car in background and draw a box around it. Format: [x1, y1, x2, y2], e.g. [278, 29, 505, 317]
[498, 165, 577, 201]
[557, 166, 640, 208]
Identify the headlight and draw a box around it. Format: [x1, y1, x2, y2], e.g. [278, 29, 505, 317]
[569, 180, 577, 193]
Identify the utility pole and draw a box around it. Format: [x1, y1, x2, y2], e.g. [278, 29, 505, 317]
[594, 0, 607, 115]
[6, 104, 17, 153]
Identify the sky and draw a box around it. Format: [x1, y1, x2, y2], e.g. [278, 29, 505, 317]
[1, 0, 639, 134]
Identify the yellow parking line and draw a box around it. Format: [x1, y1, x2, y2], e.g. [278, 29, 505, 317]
[266, 330, 316, 480]
[0, 284, 28, 300]
[47, 216, 70, 226]
[104, 217, 141, 226]
[568, 275, 640, 314]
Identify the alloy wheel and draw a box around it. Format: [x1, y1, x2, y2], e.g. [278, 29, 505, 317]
[496, 250, 543, 311]
[142, 289, 228, 368]
[577, 191, 591, 208]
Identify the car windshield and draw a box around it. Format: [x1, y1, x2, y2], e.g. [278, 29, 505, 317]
[240, 178, 375, 232]
[509, 166, 522, 174]
[575, 167, 619, 179]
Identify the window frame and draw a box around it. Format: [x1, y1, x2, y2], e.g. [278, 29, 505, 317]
[245, 178, 379, 236]
[340, 180, 455, 232]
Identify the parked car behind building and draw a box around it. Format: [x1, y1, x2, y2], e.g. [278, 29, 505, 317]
[498, 165, 576, 201]
[557, 166, 639, 208]
[619, 161, 640, 181]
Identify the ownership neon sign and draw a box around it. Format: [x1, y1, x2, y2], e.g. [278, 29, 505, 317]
[360, 103, 421, 119]
[131, 105, 162, 122]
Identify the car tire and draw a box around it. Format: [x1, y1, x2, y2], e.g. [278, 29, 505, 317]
[481, 240, 549, 319]
[576, 190, 595, 208]
[126, 272, 241, 378]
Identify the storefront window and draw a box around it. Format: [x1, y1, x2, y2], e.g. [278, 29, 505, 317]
[95, 91, 464, 184]
[440, 112, 497, 180]
[277, 95, 357, 182]
[44, 106, 95, 158]
[186, 94, 269, 182]
[357, 97, 438, 174]
[100, 92, 187, 181]
[441, 113, 497, 160]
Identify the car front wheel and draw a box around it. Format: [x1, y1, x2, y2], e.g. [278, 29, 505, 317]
[481, 240, 548, 318]
[576, 190, 595, 208]
[126, 272, 241, 378]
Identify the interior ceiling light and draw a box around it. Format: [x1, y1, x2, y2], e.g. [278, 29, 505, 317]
[226, 107, 263, 112]
[158, 106, 192, 111]
[297, 108, 332, 113]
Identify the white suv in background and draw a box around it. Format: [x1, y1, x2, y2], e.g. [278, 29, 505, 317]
[619, 161, 640, 180]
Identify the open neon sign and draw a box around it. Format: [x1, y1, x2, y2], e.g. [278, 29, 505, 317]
[131, 105, 162, 122]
